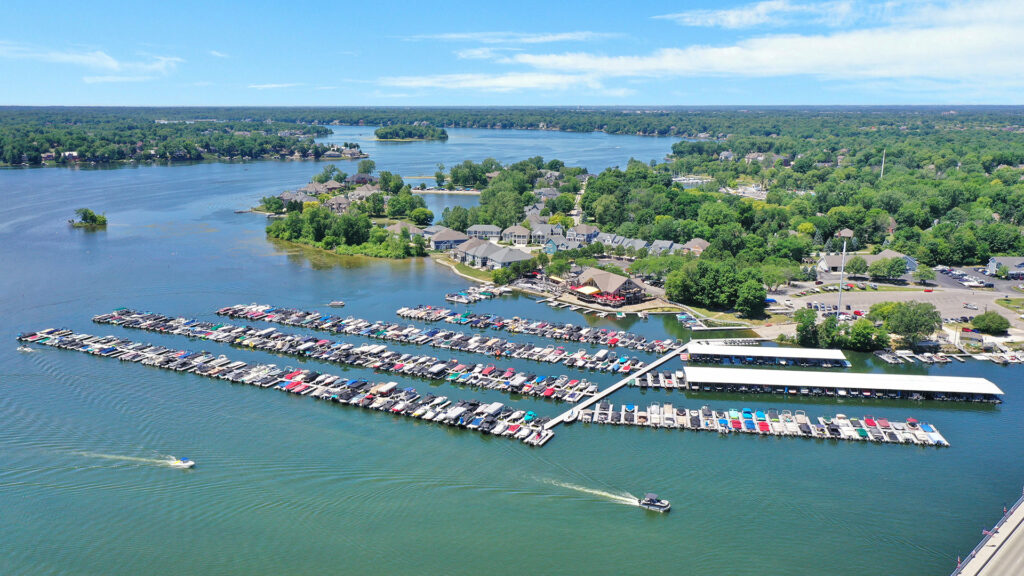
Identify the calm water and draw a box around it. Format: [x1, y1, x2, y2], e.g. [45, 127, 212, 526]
[1, 129, 1022, 576]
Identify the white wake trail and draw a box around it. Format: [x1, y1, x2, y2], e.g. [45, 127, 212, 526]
[548, 480, 638, 506]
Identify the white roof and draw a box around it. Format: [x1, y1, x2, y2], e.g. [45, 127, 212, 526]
[681, 366, 1004, 395]
[688, 343, 847, 361]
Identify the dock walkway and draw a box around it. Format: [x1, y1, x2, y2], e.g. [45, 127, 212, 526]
[952, 489, 1024, 576]
[545, 344, 687, 429]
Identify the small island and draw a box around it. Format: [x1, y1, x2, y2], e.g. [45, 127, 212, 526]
[375, 124, 448, 141]
[70, 208, 107, 228]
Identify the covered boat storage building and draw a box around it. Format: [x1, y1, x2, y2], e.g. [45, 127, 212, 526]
[680, 366, 1003, 402]
[686, 342, 850, 367]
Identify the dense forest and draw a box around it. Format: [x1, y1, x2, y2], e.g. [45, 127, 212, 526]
[0, 107, 330, 165]
[374, 124, 448, 140]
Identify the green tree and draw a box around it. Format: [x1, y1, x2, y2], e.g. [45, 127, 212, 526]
[357, 159, 376, 175]
[912, 267, 936, 285]
[435, 163, 446, 187]
[846, 318, 884, 351]
[441, 206, 470, 231]
[884, 301, 941, 345]
[259, 196, 284, 213]
[794, 308, 818, 348]
[409, 208, 434, 226]
[845, 256, 868, 276]
[492, 268, 515, 285]
[547, 259, 570, 278]
[735, 280, 767, 318]
[816, 315, 841, 348]
[972, 311, 1010, 335]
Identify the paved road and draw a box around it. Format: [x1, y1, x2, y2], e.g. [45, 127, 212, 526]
[954, 493, 1024, 576]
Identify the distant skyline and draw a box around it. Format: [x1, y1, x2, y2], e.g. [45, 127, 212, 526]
[2, 0, 1022, 106]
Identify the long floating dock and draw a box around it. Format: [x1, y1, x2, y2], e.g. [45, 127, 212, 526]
[217, 304, 655, 374]
[579, 403, 948, 446]
[546, 345, 684, 429]
[680, 366, 1004, 403]
[395, 304, 678, 353]
[93, 309, 601, 403]
[951, 489, 1024, 576]
[17, 328, 555, 446]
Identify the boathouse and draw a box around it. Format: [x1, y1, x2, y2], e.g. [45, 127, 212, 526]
[686, 342, 849, 367]
[680, 366, 1004, 402]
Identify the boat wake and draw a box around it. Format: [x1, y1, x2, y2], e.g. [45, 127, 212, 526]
[547, 480, 638, 507]
[77, 452, 180, 467]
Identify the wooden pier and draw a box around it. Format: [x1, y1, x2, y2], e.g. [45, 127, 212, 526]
[545, 344, 687, 430]
[951, 489, 1024, 576]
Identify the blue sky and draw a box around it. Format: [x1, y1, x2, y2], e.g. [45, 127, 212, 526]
[1, 0, 1020, 105]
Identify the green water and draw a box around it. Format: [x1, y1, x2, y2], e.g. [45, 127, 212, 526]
[2, 130, 1022, 575]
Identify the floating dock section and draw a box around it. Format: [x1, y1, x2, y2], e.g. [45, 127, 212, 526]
[686, 342, 850, 368]
[681, 366, 1003, 402]
[579, 403, 948, 446]
[17, 328, 555, 446]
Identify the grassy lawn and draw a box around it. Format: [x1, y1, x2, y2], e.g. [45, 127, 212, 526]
[995, 297, 1024, 315]
[681, 304, 791, 327]
[430, 254, 494, 282]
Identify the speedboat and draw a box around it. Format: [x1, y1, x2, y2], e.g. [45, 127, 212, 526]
[638, 493, 671, 513]
[328, 301, 345, 307]
[17, 345, 34, 353]
[168, 457, 195, 469]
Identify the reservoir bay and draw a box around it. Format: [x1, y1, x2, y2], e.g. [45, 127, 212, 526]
[1, 127, 1022, 575]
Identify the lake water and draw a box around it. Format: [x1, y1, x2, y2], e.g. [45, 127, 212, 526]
[1, 127, 1022, 576]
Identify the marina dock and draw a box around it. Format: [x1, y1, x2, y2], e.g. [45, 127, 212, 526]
[545, 344, 685, 429]
[951, 489, 1024, 576]
[17, 328, 556, 446]
[578, 403, 948, 446]
[94, 309, 605, 403]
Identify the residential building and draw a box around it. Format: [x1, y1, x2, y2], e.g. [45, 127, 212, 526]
[501, 225, 531, 245]
[385, 222, 423, 237]
[466, 224, 501, 240]
[324, 195, 351, 214]
[987, 256, 1024, 279]
[680, 237, 710, 256]
[566, 224, 599, 244]
[429, 228, 469, 251]
[544, 235, 581, 254]
[817, 248, 918, 274]
[530, 223, 563, 244]
[279, 190, 318, 204]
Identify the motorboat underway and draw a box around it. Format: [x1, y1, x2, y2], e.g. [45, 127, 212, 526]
[638, 493, 670, 513]
[328, 301, 345, 307]
[168, 457, 195, 469]
[16, 345, 34, 353]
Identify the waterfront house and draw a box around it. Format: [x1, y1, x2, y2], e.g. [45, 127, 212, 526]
[467, 224, 501, 240]
[501, 225, 531, 245]
[570, 267, 646, 307]
[567, 224, 599, 244]
[324, 195, 352, 214]
[385, 222, 424, 237]
[279, 190, 318, 204]
[680, 237, 710, 256]
[346, 173, 378, 186]
[544, 235, 581, 254]
[429, 228, 469, 251]
[530, 223, 563, 244]
[489, 247, 533, 269]
[349, 184, 382, 202]
[301, 182, 329, 196]
[422, 225, 446, 238]
[817, 248, 918, 274]
[987, 256, 1024, 279]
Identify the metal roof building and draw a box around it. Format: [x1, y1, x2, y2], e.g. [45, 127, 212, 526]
[681, 366, 1003, 398]
[687, 343, 847, 362]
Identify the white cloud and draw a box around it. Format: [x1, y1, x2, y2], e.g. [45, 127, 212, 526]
[656, 0, 853, 28]
[248, 83, 302, 90]
[380, 72, 603, 92]
[209, 50, 229, 58]
[511, 7, 1024, 85]
[83, 75, 155, 84]
[411, 31, 618, 44]
[0, 41, 182, 75]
